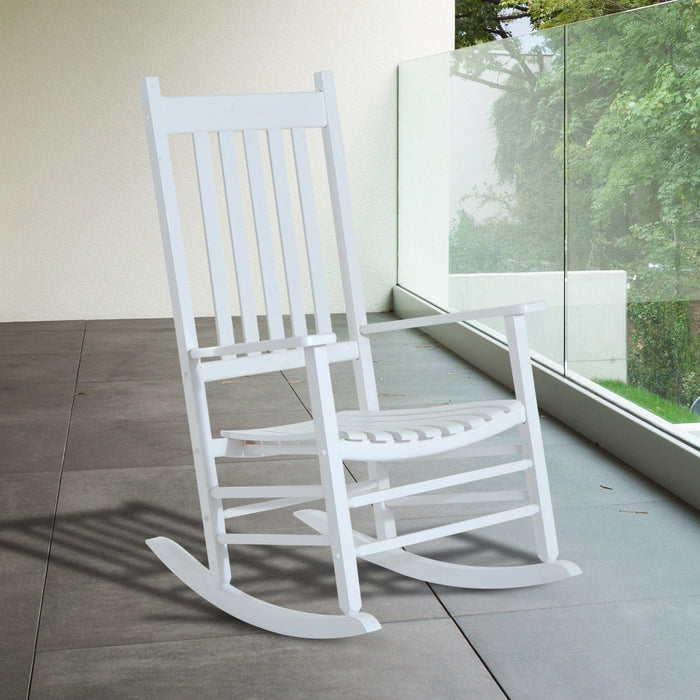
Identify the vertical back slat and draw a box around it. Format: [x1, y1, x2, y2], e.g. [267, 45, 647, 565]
[243, 130, 285, 339]
[192, 131, 235, 347]
[292, 128, 332, 335]
[267, 129, 308, 336]
[219, 131, 260, 343]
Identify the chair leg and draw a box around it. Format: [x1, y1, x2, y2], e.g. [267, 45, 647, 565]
[186, 365, 232, 585]
[305, 345, 363, 615]
[367, 461, 397, 539]
[505, 314, 559, 562]
[522, 426, 560, 562]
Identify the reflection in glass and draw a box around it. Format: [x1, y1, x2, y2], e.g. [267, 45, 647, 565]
[447, 29, 565, 365]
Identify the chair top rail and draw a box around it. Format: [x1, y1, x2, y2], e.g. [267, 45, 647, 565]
[161, 91, 328, 135]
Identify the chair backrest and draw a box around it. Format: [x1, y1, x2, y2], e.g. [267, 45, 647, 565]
[140, 72, 379, 409]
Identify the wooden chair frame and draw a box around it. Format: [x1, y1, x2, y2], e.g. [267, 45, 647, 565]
[140, 71, 580, 638]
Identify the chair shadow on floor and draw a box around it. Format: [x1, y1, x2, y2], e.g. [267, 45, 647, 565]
[0, 499, 542, 624]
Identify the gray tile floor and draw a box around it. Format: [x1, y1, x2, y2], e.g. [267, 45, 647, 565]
[1, 314, 698, 699]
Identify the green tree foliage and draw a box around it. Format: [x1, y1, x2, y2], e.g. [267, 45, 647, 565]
[528, 0, 663, 28]
[564, 4, 700, 287]
[455, 1, 530, 46]
[454, 0, 666, 48]
[450, 30, 566, 273]
[450, 0, 699, 407]
[563, 2, 699, 408]
[628, 301, 699, 407]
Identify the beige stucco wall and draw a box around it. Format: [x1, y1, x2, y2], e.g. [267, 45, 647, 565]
[1, 0, 453, 321]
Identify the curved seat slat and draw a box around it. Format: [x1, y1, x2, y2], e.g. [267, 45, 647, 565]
[221, 400, 524, 450]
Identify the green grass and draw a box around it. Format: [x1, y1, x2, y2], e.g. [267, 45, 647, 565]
[595, 379, 700, 424]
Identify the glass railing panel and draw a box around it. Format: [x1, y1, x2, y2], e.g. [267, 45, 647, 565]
[446, 28, 565, 366]
[565, 1, 699, 441]
[398, 0, 698, 445]
[399, 30, 566, 365]
[398, 52, 452, 308]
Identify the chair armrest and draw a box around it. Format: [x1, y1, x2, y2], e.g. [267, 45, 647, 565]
[189, 333, 337, 359]
[359, 301, 547, 336]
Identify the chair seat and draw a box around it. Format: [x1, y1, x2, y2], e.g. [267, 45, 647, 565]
[222, 400, 525, 459]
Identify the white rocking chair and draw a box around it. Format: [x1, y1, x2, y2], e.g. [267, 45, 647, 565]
[140, 71, 580, 639]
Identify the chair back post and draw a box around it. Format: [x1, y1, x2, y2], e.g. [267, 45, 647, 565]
[139, 77, 199, 353]
[315, 71, 379, 411]
[140, 76, 231, 584]
[504, 313, 559, 562]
